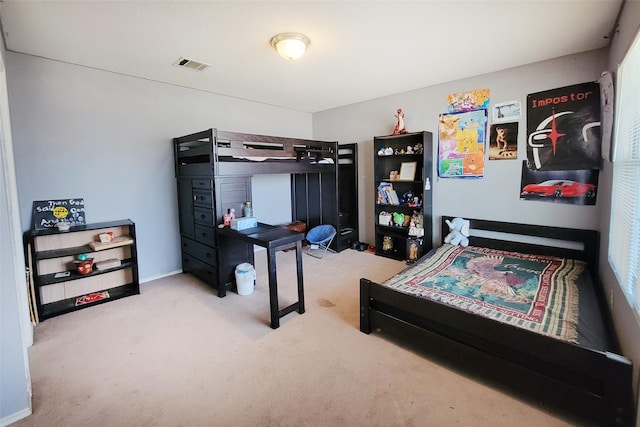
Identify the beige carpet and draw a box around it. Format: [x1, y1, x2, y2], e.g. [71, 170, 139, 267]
[14, 248, 587, 426]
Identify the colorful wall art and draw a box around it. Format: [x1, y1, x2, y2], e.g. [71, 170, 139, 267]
[526, 82, 601, 171]
[447, 88, 490, 113]
[438, 109, 488, 178]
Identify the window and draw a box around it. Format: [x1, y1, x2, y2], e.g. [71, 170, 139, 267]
[609, 29, 640, 316]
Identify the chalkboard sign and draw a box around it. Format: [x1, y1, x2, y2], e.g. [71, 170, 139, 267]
[32, 198, 86, 230]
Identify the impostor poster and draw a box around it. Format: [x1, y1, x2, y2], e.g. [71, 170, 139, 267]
[526, 82, 601, 171]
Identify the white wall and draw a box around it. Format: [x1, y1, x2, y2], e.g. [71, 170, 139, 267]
[0, 47, 31, 425]
[313, 49, 607, 247]
[599, 1, 640, 423]
[6, 52, 311, 281]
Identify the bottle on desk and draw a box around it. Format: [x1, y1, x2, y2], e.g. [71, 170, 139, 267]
[244, 201, 252, 217]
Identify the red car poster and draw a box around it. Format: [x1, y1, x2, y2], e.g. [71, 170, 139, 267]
[526, 82, 601, 171]
[520, 161, 598, 205]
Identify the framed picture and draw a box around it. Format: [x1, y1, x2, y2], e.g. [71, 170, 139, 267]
[399, 161, 417, 181]
[492, 100, 522, 123]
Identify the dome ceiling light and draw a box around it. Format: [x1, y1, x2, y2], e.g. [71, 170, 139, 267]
[270, 33, 310, 60]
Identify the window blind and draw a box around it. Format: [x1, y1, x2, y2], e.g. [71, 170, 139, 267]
[609, 29, 640, 316]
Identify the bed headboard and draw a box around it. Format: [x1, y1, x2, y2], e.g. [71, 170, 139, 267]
[441, 216, 600, 278]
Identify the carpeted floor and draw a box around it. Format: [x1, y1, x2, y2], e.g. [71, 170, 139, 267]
[13, 248, 587, 426]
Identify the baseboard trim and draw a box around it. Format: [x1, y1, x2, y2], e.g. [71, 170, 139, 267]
[140, 269, 182, 284]
[1, 407, 32, 427]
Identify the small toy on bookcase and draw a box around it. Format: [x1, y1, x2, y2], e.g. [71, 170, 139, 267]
[406, 237, 423, 264]
[382, 235, 393, 252]
[392, 212, 405, 227]
[393, 108, 407, 135]
[74, 254, 94, 275]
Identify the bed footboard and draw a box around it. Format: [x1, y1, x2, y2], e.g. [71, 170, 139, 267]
[360, 278, 373, 334]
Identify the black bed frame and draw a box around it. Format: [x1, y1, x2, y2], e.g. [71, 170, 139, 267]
[360, 216, 634, 426]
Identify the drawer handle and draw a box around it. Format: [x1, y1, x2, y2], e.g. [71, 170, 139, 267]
[183, 258, 189, 263]
[200, 214, 207, 219]
[201, 232, 208, 238]
[206, 252, 212, 258]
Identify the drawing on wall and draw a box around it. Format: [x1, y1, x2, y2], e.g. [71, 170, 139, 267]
[489, 122, 518, 160]
[526, 82, 601, 171]
[520, 161, 598, 205]
[438, 109, 487, 178]
[492, 100, 521, 123]
[447, 88, 490, 113]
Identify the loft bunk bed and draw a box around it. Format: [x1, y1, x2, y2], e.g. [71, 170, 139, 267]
[174, 128, 338, 178]
[172, 128, 341, 297]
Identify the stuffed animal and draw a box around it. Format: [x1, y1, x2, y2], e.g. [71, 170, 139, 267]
[444, 217, 470, 247]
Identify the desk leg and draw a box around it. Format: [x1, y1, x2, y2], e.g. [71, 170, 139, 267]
[267, 249, 279, 329]
[296, 240, 305, 314]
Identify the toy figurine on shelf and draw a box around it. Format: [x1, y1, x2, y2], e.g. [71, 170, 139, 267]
[393, 108, 407, 135]
[406, 238, 421, 264]
[382, 235, 393, 251]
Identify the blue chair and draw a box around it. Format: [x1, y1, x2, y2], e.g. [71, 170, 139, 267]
[305, 224, 337, 258]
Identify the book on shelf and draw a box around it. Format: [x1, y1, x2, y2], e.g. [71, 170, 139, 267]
[377, 183, 399, 205]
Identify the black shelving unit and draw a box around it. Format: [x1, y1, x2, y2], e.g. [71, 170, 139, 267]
[373, 132, 433, 261]
[26, 219, 140, 322]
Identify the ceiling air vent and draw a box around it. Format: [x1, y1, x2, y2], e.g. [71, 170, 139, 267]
[173, 57, 209, 71]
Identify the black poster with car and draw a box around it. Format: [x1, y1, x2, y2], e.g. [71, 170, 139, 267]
[519, 161, 598, 205]
[526, 82, 601, 171]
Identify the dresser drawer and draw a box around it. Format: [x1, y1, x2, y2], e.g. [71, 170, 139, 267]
[193, 189, 214, 208]
[181, 237, 217, 267]
[182, 254, 218, 289]
[194, 207, 215, 227]
[192, 179, 213, 190]
[194, 224, 216, 247]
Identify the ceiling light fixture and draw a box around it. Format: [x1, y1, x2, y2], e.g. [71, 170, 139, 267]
[270, 33, 310, 60]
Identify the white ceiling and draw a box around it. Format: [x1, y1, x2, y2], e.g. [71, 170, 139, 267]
[0, 1, 623, 113]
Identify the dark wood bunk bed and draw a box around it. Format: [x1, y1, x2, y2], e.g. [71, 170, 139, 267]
[173, 128, 340, 297]
[360, 216, 634, 426]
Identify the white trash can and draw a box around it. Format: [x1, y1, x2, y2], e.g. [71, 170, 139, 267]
[235, 263, 256, 296]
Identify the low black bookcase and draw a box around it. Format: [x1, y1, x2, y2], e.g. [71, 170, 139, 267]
[26, 219, 140, 322]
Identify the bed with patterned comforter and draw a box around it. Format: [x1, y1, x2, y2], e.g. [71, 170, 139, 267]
[359, 216, 634, 426]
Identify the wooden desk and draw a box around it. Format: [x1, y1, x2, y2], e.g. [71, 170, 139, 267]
[218, 223, 305, 329]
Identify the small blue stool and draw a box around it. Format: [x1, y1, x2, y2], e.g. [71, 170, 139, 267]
[305, 224, 337, 259]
